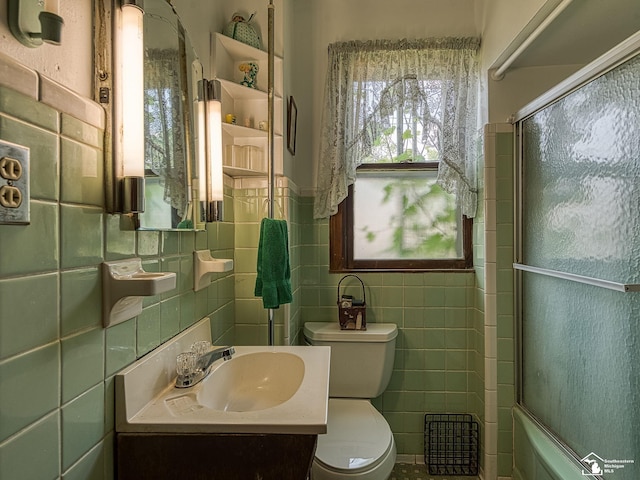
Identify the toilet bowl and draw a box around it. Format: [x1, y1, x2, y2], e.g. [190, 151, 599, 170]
[312, 399, 396, 480]
[303, 322, 398, 480]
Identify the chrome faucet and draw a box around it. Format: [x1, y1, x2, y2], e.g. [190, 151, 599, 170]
[175, 345, 235, 388]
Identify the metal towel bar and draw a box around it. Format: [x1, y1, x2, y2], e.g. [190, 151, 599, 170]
[513, 263, 640, 292]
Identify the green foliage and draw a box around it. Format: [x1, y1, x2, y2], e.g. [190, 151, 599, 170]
[362, 122, 458, 258]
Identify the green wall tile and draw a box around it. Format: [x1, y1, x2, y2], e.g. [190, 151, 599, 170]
[0, 85, 58, 131]
[0, 201, 58, 276]
[60, 138, 104, 206]
[137, 230, 160, 256]
[161, 231, 180, 255]
[235, 223, 260, 248]
[62, 383, 105, 470]
[179, 231, 195, 255]
[160, 257, 181, 300]
[105, 215, 136, 260]
[404, 287, 424, 307]
[180, 291, 196, 329]
[62, 440, 105, 480]
[0, 412, 59, 480]
[61, 267, 102, 335]
[105, 319, 136, 377]
[0, 342, 59, 441]
[60, 113, 102, 149]
[104, 377, 115, 435]
[160, 296, 181, 341]
[60, 205, 103, 268]
[0, 273, 58, 359]
[445, 371, 468, 392]
[137, 304, 162, 355]
[62, 328, 104, 403]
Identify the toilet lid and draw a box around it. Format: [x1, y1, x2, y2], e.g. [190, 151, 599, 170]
[315, 398, 393, 473]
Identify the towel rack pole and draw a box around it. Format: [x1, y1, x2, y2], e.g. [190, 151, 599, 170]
[513, 263, 640, 292]
[267, 0, 276, 346]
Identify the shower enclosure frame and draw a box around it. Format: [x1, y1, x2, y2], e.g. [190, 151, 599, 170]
[512, 30, 640, 475]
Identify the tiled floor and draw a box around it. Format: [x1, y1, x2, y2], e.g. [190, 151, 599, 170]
[388, 463, 479, 480]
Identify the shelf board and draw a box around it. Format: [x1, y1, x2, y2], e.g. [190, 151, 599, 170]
[222, 123, 282, 138]
[217, 78, 282, 101]
[223, 166, 267, 177]
[216, 32, 283, 65]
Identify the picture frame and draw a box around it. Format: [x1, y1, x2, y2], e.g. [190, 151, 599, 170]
[287, 96, 297, 155]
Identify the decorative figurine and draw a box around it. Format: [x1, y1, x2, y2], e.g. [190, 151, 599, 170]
[223, 12, 262, 50]
[239, 62, 259, 89]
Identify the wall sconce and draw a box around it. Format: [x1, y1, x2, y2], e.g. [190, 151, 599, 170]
[197, 79, 224, 222]
[107, 0, 145, 214]
[8, 0, 64, 47]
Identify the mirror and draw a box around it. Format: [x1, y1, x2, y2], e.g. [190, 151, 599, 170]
[138, 0, 202, 230]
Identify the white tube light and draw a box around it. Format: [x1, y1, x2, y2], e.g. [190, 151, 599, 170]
[120, 2, 145, 178]
[196, 98, 207, 202]
[206, 94, 224, 202]
[198, 79, 224, 222]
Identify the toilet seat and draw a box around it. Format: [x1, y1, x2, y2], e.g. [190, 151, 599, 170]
[313, 398, 395, 478]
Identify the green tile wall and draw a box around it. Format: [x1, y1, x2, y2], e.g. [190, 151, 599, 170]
[297, 198, 480, 455]
[0, 79, 234, 479]
[232, 184, 302, 346]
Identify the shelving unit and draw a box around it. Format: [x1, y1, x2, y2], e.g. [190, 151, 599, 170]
[213, 32, 284, 177]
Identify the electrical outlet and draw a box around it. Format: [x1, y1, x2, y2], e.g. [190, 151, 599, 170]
[0, 140, 30, 225]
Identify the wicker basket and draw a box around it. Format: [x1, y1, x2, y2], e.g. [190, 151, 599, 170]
[337, 275, 366, 330]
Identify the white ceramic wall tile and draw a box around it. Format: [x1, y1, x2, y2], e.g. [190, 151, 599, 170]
[485, 423, 498, 456]
[485, 389, 498, 423]
[484, 168, 497, 200]
[485, 231, 497, 264]
[39, 75, 104, 129]
[485, 293, 497, 326]
[485, 263, 497, 295]
[0, 52, 38, 99]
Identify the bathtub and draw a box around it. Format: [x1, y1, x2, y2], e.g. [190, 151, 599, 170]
[512, 407, 585, 480]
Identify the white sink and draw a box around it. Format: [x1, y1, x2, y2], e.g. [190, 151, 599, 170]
[115, 317, 331, 434]
[198, 351, 305, 412]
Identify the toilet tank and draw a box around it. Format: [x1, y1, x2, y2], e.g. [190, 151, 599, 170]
[303, 322, 397, 398]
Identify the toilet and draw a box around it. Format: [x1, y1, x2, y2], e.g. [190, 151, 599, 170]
[303, 322, 398, 480]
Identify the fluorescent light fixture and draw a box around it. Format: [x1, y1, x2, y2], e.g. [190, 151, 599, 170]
[118, 0, 145, 213]
[197, 79, 224, 222]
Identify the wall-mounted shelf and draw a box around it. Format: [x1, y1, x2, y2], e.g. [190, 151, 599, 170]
[218, 78, 283, 102]
[221, 123, 282, 139]
[513, 263, 640, 293]
[214, 32, 284, 178]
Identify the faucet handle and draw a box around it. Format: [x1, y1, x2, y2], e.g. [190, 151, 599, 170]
[191, 340, 211, 358]
[176, 352, 198, 377]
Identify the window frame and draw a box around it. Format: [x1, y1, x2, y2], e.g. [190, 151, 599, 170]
[330, 163, 473, 273]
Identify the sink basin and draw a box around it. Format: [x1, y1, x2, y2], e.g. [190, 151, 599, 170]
[198, 351, 305, 412]
[115, 317, 330, 434]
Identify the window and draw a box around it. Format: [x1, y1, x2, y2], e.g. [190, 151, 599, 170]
[317, 40, 478, 272]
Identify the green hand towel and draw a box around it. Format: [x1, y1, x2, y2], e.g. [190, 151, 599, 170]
[254, 218, 293, 309]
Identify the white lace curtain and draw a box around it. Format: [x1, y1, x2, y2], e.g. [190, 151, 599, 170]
[144, 48, 188, 218]
[314, 38, 480, 219]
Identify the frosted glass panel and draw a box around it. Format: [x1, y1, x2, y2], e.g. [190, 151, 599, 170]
[519, 51, 640, 477]
[522, 272, 640, 472]
[522, 54, 640, 284]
